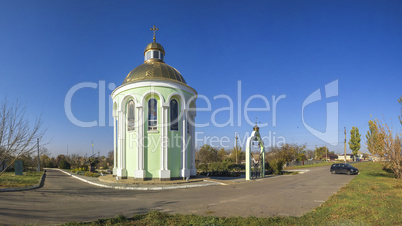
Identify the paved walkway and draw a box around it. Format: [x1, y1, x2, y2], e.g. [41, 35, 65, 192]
[0, 166, 355, 225]
[56, 169, 224, 190]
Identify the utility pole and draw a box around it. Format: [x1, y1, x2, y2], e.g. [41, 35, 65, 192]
[37, 138, 40, 172]
[315, 145, 317, 160]
[344, 127, 347, 164]
[235, 133, 238, 164]
[326, 145, 328, 162]
[67, 144, 69, 156]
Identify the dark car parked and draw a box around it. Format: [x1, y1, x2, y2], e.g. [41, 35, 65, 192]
[330, 163, 359, 175]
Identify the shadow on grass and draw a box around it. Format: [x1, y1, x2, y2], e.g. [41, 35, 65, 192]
[367, 172, 395, 178]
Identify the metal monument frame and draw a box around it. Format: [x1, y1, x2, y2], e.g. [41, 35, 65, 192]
[245, 125, 265, 180]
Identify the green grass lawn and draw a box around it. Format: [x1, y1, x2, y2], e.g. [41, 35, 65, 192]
[64, 162, 402, 225]
[0, 171, 43, 188]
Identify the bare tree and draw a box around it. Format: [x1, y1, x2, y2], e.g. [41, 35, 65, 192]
[197, 144, 220, 164]
[0, 99, 45, 175]
[268, 143, 307, 162]
[106, 150, 114, 167]
[362, 153, 370, 160]
[306, 150, 314, 159]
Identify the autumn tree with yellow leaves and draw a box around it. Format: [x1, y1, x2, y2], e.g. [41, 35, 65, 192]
[366, 97, 402, 179]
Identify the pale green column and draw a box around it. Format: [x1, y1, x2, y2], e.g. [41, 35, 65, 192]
[134, 106, 145, 179]
[245, 135, 252, 180]
[159, 104, 170, 179]
[261, 145, 265, 177]
[113, 116, 117, 175]
[190, 113, 197, 176]
[181, 109, 190, 178]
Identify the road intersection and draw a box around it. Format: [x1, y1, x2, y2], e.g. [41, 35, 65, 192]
[0, 166, 355, 225]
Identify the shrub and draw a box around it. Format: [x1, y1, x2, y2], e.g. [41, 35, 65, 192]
[84, 171, 100, 177]
[269, 159, 285, 175]
[197, 163, 208, 172]
[76, 171, 85, 175]
[59, 160, 71, 169]
[265, 161, 271, 172]
[220, 162, 229, 171]
[197, 163, 246, 173]
[228, 164, 245, 171]
[209, 162, 221, 171]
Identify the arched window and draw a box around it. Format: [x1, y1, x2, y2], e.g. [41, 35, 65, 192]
[170, 99, 179, 131]
[127, 100, 135, 131]
[148, 98, 157, 130]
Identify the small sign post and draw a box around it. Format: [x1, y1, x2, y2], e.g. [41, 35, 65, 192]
[15, 160, 23, 176]
[37, 138, 40, 172]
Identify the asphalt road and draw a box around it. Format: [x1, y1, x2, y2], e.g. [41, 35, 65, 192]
[0, 166, 355, 225]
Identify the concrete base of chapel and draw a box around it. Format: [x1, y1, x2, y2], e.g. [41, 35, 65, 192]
[181, 169, 190, 179]
[159, 170, 171, 180]
[134, 169, 146, 180]
[116, 168, 127, 179]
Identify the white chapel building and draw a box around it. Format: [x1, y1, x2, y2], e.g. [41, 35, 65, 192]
[111, 27, 197, 180]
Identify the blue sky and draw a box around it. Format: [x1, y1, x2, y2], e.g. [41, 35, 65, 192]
[1, 0, 401, 156]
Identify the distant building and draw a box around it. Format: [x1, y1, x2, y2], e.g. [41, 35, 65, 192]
[370, 156, 388, 162]
[323, 154, 338, 161]
[356, 151, 364, 160]
[337, 154, 353, 161]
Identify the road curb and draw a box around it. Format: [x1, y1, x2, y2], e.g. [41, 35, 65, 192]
[0, 171, 46, 192]
[56, 169, 222, 190]
[282, 169, 311, 174]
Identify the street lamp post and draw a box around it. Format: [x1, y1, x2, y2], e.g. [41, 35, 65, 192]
[37, 138, 40, 172]
[235, 133, 238, 164]
[344, 127, 347, 164]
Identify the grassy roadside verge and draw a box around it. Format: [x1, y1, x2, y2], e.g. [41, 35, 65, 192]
[300, 162, 402, 225]
[0, 171, 43, 188]
[64, 162, 402, 225]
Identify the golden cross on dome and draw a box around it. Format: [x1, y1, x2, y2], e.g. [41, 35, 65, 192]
[150, 25, 159, 42]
